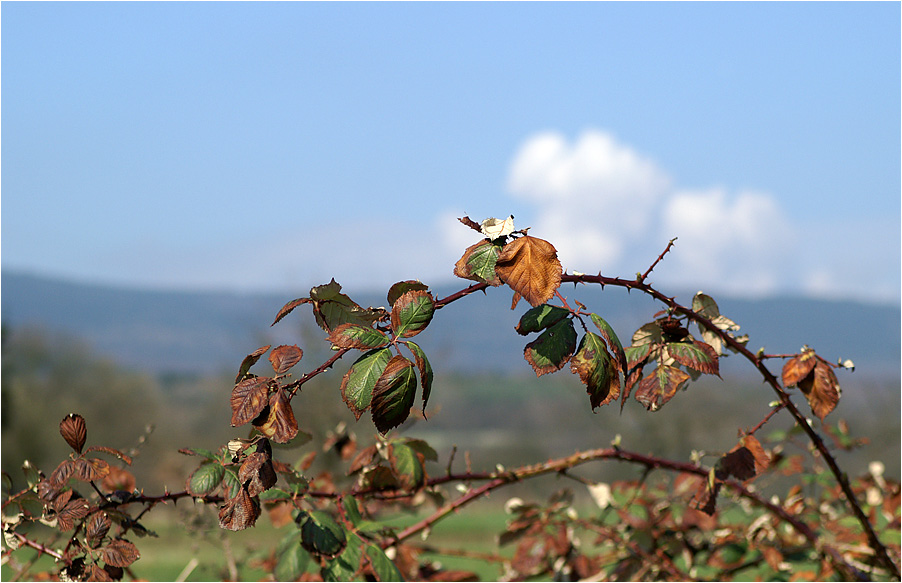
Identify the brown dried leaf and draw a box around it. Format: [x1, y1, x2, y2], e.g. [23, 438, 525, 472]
[219, 486, 261, 531]
[75, 457, 110, 482]
[798, 360, 840, 421]
[235, 345, 272, 383]
[718, 446, 757, 481]
[267, 500, 294, 528]
[57, 497, 91, 531]
[87, 564, 114, 582]
[60, 414, 87, 454]
[495, 235, 562, 309]
[254, 389, 299, 444]
[782, 350, 817, 388]
[231, 376, 273, 427]
[101, 538, 140, 568]
[634, 365, 690, 411]
[84, 446, 132, 465]
[272, 298, 311, 327]
[239, 452, 277, 497]
[49, 459, 77, 488]
[87, 512, 112, 548]
[268, 344, 303, 374]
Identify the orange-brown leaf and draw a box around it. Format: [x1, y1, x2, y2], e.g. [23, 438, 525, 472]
[87, 512, 112, 548]
[100, 538, 140, 568]
[60, 414, 87, 454]
[101, 466, 136, 494]
[219, 486, 261, 531]
[798, 360, 840, 421]
[75, 457, 110, 482]
[495, 236, 562, 309]
[231, 376, 273, 427]
[268, 345, 303, 374]
[56, 497, 91, 531]
[254, 389, 299, 444]
[782, 350, 817, 387]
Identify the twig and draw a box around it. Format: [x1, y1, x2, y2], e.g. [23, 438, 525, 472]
[638, 237, 677, 283]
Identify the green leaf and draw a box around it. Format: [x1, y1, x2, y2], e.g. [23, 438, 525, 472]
[22, 461, 41, 490]
[667, 341, 720, 376]
[186, 462, 224, 497]
[177, 447, 217, 460]
[275, 530, 310, 581]
[387, 280, 429, 307]
[571, 332, 620, 410]
[323, 532, 364, 581]
[300, 510, 347, 558]
[342, 496, 364, 527]
[523, 318, 577, 377]
[515, 304, 570, 336]
[625, 343, 652, 368]
[311, 279, 385, 333]
[328, 323, 391, 350]
[403, 438, 439, 462]
[366, 544, 404, 582]
[341, 348, 392, 420]
[371, 356, 418, 434]
[221, 467, 241, 499]
[589, 313, 627, 374]
[453, 239, 503, 285]
[405, 341, 433, 415]
[391, 290, 435, 339]
[389, 442, 424, 490]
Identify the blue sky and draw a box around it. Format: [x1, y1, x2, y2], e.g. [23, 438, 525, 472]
[3, 2, 899, 304]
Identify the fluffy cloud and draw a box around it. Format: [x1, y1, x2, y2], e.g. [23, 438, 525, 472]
[506, 130, 671, 274]
[503, 129, 799, 297]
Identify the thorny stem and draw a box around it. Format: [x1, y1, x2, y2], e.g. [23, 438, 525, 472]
[559, 272, 899, 579]
[638, 236, 678, 283]
[374, 445, 864, 580]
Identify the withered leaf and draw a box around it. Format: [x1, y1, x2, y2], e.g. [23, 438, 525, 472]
[235, 345, 271, 383]
[231, 376, 273, 427]
[523, 318, 577, 377]
[75, 457, 110, 482]
[782, 350, 818, 388]
[87, 512, 112, 548]
[60, 414, 87, 454]
[328, 323, 390, 350]
[405, 340, 433, 416]
[254, 389, 299, 444]
[49, 459, 77, 488]
[268, 344, 303, 374]
[85, 446, 132, 465]
[370, 355, 417, 434]
[453, 239, 503, 286]
[570, 332, 620, 410]
[56, 497, 91, 531]
[634, 365, 690, 412]
[87, 564, 114, 582]
[798, 359, 841, 421]
[667, 340, 720, 376]
[272, 297, 311, 327]
[100, 539, 140, 568]
[717, 446, 757, 481]
[495, 235, 562, 309]
[239, 452, 277, 497]
[219, 486, 261, 531]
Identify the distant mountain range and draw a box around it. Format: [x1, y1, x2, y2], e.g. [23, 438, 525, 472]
[2, 271, 899, 381]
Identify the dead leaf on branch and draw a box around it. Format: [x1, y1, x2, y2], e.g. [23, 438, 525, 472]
[782, 349, 818, 388]
[495, 235, 562, 309]
[60, 413, 87, 454]
[798, 359, 841, 421]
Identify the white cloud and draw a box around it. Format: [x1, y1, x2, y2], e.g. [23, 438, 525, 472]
[505, 130, 671, 274]
[502, 129, 807, 298]
[657, 188, 794, 296]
